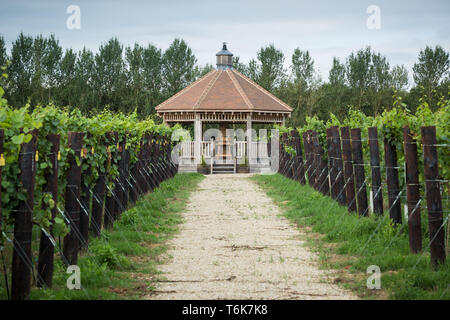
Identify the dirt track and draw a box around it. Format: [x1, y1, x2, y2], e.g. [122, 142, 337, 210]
[146, 174, 357, 300]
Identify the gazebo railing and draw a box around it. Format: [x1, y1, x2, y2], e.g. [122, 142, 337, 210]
[179, 140, 269, 165]
[180, 141, 194, 158]
[201, 141, 213, 158]
[235, 141, 246, 158]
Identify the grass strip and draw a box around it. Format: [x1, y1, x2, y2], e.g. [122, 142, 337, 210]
[25, 173, 204, 300]
[252, 173, 449, 300]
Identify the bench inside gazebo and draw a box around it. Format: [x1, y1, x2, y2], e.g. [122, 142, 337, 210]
[155, 43, 293, 174]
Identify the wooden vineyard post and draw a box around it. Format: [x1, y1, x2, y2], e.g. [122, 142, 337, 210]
[292, 130, 305, 184]
[139, 135, 148, 194]
[169, 137, 177, 177]
[112, 135, 125, 220]
[326, 128, 338, 200]
[303, 131, 313, 187]
[104, 131, 118, 230]
[340, 127, 356, 213]
[309, 131, 319, 190]
[138, 136, 145, 192]
[79, 134, 92, 251]
[11, 129, 37, 300]
[351, 128, 369, 217]
[147, 134, 155, 190]
[312, 131, 321, 191]
[403, 126, 422, 254]
[162, 136, 171, 181]
[368, 127, 384, 215]
[62, 131, 84, 266]
[37, 133, 60, 287]
[130, 142, 141, 204]
[155, 135, 163, 186]
[149, 134, 158, 191]
[142, 135, 150, 192]
[331, 127, 346, 205]
[289, 133, 295, 179]
[122, 135, 130, 211]
[291, 129, 303, 183]
[310, 131, 318, 190]
[90, 135, 106, 237]
[384, 137, 402, 224]
[421, 126, 446, 269]
[313, 132, 329, 196]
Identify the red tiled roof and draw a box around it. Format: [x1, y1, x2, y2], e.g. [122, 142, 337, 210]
[155, 69, 292, 113]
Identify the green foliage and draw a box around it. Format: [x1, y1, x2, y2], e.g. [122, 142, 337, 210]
[200, 154, 206, 167]
[0, 80, 179, 244]
[89, 242, 132, 270]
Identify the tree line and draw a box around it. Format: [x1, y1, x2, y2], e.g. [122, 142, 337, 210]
[0, 33, 449, 125]
[0, 33, 212, 119]
[234, 44, 449, 127]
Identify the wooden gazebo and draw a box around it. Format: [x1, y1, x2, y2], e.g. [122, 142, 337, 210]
[155, 43, 292, 173]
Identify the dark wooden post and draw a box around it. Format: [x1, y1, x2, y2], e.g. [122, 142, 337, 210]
[90, 172, 105, 237]
[141, 135, 149, 191]
[368, 127, 384, 215]
[351, 128, 369, 217]
[104, 131, 118, 230]
[310, 131, 317, 189]
[403, 126, 422, 254]
[332, 126, 346, 206]
[62, 131, 84, 266]
[37, 134, 60, 287]
[340, 127, 356, 213]
[421, 126, 446, 268]
[162, 136, 171, 180]
[139, 135, 148, 193]
[311, 131, 320, 190]
[326, 128, 337, 199]
[148, 134, 158, 191]
[11, 129, 37, 300]
[384, 137, 402, 224]
[130, 144, 141, 203]
[302, 131, 313, 186]
[292, 130, 305, 184]
[311, 131, 321, 191]
[79, 134, 91, 250]
[312, 132, 328, 195]
[112, 135, 125, 219]
[318, 136, 330, 196]
[122, 138, 130, 211]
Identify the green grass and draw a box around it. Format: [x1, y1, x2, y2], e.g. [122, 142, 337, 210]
[252, 173, 449, 300]
[0, 173, 204, 300]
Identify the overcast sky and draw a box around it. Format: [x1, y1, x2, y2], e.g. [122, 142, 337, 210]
[1, 0, 449, 84]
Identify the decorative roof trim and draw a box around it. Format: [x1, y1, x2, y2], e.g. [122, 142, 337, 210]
[194, 70, 222, 109]
[226, 69, 254, 110]
[155, 69, 216, 110]
[232, 69, 293, 112]
[157, 109, 291, 114]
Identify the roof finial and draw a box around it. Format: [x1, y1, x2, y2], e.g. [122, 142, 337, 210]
[222, 42, 227, 50]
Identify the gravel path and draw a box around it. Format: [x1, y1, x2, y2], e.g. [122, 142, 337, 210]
[146, 174, 357, 300]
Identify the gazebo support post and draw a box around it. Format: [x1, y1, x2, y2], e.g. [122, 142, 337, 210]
[194, 113, 202, 165]
[246, 113, 252, 165]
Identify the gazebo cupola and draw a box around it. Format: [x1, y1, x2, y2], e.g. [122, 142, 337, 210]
[216, 42, 233, 70]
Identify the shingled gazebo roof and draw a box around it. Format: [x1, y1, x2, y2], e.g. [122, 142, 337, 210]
[156, 43, 292, 124]
[155, 69, 292, 114]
